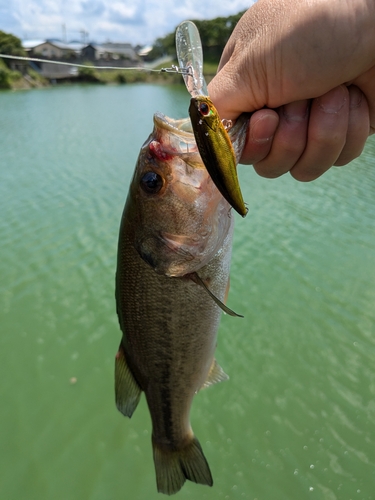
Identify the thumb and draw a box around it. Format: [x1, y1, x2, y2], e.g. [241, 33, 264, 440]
[208, 62, 258, 121]
[208, 36, 269, 121]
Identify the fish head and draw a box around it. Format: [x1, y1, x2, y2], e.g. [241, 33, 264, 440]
[127, 112, 233, 277]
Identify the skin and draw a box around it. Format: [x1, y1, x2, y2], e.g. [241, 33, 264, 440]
[208, 0, 375, 181]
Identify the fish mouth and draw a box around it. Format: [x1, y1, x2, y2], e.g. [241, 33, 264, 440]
[152, 113, 200, 158]
[154, 112, 194, 135]
[154, 111, 250, 216]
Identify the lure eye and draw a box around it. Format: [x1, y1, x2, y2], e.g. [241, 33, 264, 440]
[140, 171, 163, 194]
[198, 102, 210, 116]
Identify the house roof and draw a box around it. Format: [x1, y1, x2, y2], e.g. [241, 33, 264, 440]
[22, 40, 46, 49]
[138, 45, 153, 56]
[22, 39, 138, 59]
[100, 43, 137, 58]
[22, 40, 85, 53]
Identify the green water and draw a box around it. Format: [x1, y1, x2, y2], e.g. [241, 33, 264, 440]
[0, 84, 374, 500]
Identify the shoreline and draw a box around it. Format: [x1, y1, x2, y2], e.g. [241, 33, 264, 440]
[1, 63, 215, 91]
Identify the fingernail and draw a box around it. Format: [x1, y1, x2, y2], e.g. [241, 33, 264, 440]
[317, 86, 347, 113]
[250, 114, 278, 144]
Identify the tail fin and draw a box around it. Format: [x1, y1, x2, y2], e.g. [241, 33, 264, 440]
[152, 436, 213, 495]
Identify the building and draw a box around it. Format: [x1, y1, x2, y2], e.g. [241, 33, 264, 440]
[22, 40, 83, 78]
[23, 40, 84, 59]
[81, 42, 140, 66]
[21, 39, 142, 78]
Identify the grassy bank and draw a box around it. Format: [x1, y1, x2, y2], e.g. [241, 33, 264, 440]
[77, 60, 217, 85]
[0, 59, 49, 90]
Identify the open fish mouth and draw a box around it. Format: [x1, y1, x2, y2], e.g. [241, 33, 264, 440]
[152, 113, 200, 157]
[154, 112, 194, 135]
[154, 111, 249, 213]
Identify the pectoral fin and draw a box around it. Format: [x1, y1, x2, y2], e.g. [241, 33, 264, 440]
[115, 344, 142, 418]
[201, 358, 229, 390]
[189, 272, 244, 318]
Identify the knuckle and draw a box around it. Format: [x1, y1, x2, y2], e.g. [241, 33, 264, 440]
[253, 162, 284, 179]
[289, 169, 318, 182]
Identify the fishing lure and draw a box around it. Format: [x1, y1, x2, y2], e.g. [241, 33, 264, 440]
[175, 21, 248, 217]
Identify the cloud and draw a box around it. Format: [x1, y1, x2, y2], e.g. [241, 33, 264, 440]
[107, 2, 145, 25]
[80, 1, 106, 18]
[0, 0, 254, 45]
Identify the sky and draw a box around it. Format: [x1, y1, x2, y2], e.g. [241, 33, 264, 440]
[0, 0, 255, 46]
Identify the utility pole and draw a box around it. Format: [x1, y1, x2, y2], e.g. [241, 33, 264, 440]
[80, 30, 89, 45]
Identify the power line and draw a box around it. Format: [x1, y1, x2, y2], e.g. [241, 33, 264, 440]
[0, 54, 187, 75]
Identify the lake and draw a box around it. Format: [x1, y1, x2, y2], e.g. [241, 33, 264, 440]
[0, 83, 374, 500]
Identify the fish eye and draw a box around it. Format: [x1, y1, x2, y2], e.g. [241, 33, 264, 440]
[140, 171, 163, 194]
[198, 102, 210, 116]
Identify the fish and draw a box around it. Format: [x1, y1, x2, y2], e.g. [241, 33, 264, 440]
[189, 95, 248, 218]
[115, 110, 248, 495]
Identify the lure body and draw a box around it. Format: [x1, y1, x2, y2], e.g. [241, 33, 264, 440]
[189, 95, 247, 217]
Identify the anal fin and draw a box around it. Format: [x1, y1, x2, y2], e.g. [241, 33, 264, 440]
[115, 343, 141, 418]
[201, 358, 229, 390]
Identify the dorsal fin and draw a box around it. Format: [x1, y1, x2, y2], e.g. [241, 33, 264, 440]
[189, 272, 244, 318]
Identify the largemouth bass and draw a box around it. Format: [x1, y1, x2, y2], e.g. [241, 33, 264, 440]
[115, 111, 248, 495]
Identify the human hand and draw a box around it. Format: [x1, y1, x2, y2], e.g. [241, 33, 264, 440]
[208, 0, 375, 181]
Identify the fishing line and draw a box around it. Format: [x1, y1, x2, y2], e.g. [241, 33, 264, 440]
[0, 53, 190, 74]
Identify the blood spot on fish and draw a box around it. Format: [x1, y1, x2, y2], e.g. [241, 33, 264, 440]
[149, 140, 174, 161]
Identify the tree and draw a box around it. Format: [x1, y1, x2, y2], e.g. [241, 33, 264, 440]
[0, 58, 11, 88]
[147, 32, 175, 61]
[146, 10, 246, 64]
[193, 12, 245, 63]
[0, 31, 26, 56]
[0, 30, 27, 68]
